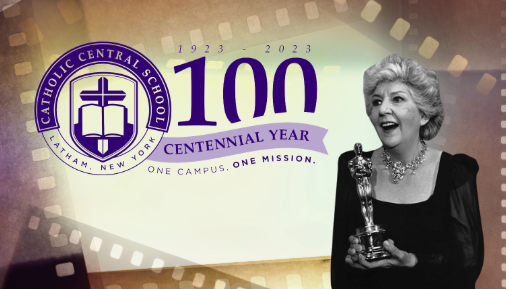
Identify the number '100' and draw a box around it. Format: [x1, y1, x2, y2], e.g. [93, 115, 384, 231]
[174, 57, 317, 126]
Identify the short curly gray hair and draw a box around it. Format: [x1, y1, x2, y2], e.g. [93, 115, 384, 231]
[363, 54, 444, 141]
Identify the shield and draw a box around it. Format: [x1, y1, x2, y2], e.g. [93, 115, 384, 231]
[70, 72, 138, 162]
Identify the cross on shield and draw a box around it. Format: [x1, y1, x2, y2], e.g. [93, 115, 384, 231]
[70, 73, 138, 162]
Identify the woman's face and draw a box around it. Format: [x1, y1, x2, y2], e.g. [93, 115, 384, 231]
[368, 81, 428, 149]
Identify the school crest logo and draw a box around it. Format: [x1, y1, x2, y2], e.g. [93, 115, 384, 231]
[35, 42, 171, 174]
[70, 73, 138, 162]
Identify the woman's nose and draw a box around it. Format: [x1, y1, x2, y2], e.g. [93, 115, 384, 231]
[378, 100, 392, 115]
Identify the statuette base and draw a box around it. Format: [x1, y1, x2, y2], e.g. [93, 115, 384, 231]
[356, 225, 391, 261]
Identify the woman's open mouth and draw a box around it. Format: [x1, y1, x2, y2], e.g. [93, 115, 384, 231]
[380, 121, 399, 132]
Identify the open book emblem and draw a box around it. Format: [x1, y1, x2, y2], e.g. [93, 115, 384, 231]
[70, 73, 138, 162]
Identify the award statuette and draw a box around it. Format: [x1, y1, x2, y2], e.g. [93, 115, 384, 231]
[348, 143, 390, 261]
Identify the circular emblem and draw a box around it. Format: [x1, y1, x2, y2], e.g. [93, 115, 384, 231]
[35, 42, 171, 175]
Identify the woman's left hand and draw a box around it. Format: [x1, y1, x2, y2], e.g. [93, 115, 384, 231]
[345, 239, 418, 270]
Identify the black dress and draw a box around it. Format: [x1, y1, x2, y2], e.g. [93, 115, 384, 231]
[331, 151, 484, 289]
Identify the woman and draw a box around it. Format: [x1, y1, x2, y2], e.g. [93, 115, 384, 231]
[331, 54, 483, 289]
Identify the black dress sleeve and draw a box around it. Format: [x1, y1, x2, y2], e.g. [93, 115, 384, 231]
[445, 154, 484, 288]
[331, 151, 371, 289]
[408, 154, 483, 288]
[331, 152, 351, 288]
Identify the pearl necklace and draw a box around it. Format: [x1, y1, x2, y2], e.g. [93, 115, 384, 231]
[381, 141, 428, 184]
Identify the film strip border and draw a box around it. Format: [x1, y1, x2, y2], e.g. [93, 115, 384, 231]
[0, 0, 502, 288]
[501, 1, 506, 289]
[0, 1, 85, 288]
[91, 258, 332, 289]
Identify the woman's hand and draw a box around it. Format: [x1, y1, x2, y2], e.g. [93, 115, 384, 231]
[345, 236, 418, 270]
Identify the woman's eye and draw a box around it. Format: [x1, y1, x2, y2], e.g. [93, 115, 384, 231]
[372, 99, 381, 106]
[393, 96, 404, 103]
